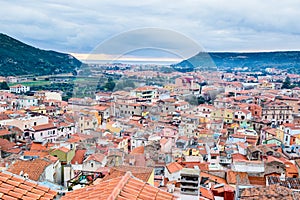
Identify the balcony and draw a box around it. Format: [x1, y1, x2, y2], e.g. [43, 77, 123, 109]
[181, 184, 199, 190]
[180, 178, 199, 184]
[219, 157, 232, 164]
[180, 189, 199, 196]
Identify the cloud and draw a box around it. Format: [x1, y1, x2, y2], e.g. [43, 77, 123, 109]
[1, 0, 300, 55]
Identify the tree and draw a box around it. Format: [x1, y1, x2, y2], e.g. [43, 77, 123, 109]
[197, 96, 206, 104]
[0, 82, 9, 90]
[282, 77, 292, 89]
[185, 95, 199, 105]
[104, 77, 116, 91]
[114, 79, 135, 91]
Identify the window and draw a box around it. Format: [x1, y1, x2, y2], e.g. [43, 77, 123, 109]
[34, 122, 37, 126]
[40, 132, 43, 136]
[91, 163, 94, 168]
[211, 156, 217, 159]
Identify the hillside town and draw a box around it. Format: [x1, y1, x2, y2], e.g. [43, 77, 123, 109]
[1, 67, 300, 200]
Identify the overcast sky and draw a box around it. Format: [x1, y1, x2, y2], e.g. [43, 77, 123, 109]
[1, 0, 300, 59]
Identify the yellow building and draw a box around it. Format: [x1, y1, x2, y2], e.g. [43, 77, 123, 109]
[224, 109, 234, 124]
[276, 128, 284, 142]
[164, 84, 177, 92]
[50, 145, 75, 164]
[211, 109, 224, 121]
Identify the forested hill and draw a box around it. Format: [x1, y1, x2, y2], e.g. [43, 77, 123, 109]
[0, 33, 81, 76]
[172, 51, 300, 73]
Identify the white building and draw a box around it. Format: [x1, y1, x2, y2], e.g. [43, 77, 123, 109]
[10, 84, 30, 93]
[232, 160, 265, 173]
[17, 96, 38, 109]
[45, 91, 62, 101]
[24, 123, 58, 142]
[165, 162, 183, 182]
[0, 115, 49, 131]
[82, 153, 107, 172]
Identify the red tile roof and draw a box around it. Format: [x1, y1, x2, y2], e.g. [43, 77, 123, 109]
[31, 123, 56, 132]
[166, 162, 183, 174]
[103, 166, 153, 183]
[61, 171, 175, 200]
[0, 138, 19, 153]
[55, 146, 70, 153]
[7, 159, 51, 181]
[200, 172, 226, 184]
[240, 184, 298, 199]
[248, 176, 266, 186]
[200, 187, 214, 200]
[71, 149, 86, 164]
[85, 153, 105, 163]
[0, 171, 57, 200]
[179, 162, 209, 171]
[226, 170, 249, 185]
[130, 146, 145, 154]
[0, 129, 11, 136]
[30, 142, 53, 151]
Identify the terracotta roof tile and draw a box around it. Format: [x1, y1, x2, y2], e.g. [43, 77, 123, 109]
[31, 123, 56, 132]
[103, 166, 153, 183]
[61, 171, 175, 200]
[13, 187, 28, 195]
[226, 170, 250, 185]
[85, 153, 105, 163]
[8, 190, 23, 199]
[166, 162, 183, 174]
[6, 179, 21, 187]
[18, 183, 33, 191]
[200, 187, 214, 200]
[0, 171, 57, 200]
[2, 194, 18, 200]
[200, 172, 226, 184]
[130, 146, 145, 154]
[7, 159, 51, 181]
[71, 149, 86, 164]
[55, 146, 70, 153]
[0, 138, 17, 152]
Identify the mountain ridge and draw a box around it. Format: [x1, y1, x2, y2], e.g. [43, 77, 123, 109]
[0, 33, 82, 76]
[172, 51, 300, 74]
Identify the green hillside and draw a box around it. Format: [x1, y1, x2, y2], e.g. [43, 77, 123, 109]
[0, 33, 81, 76]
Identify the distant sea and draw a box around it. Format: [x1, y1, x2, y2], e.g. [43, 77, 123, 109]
[84, 59, 179, 65]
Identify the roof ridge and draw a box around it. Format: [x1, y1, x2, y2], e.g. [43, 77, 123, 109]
[153, 187, 160, 199]
[107, 171, 132, 200]
[136, 181, 147, 199]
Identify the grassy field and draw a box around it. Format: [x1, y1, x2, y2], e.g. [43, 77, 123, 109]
[9, 80, 51, 87]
